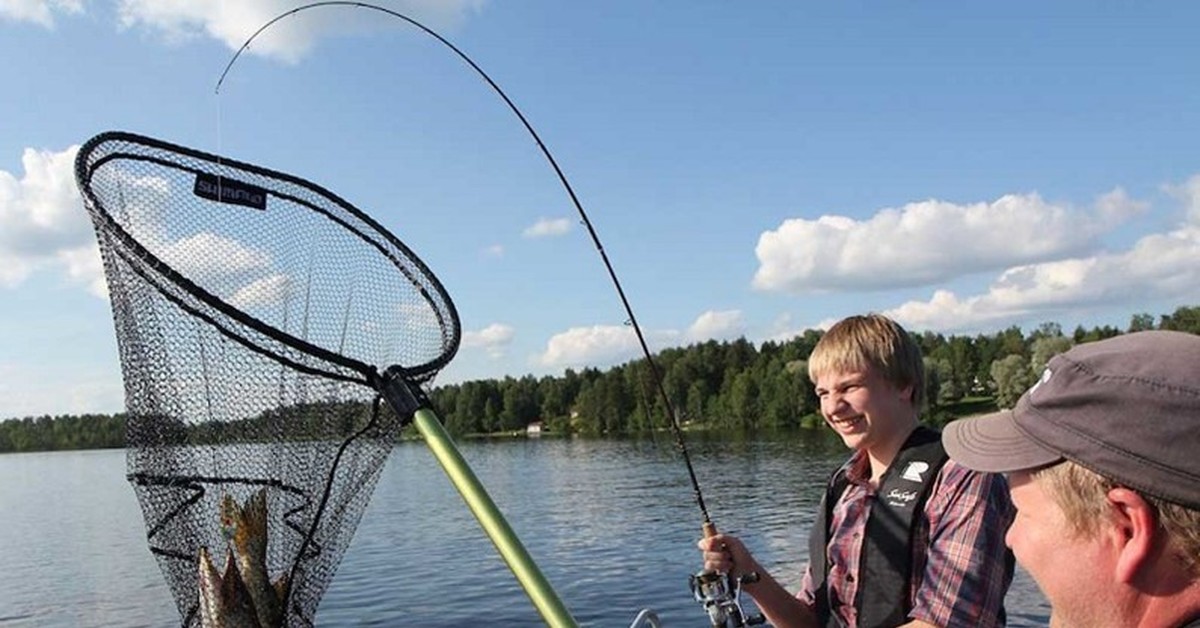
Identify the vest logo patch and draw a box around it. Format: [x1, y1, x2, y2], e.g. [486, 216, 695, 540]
[901, 461, 929, 483]
[886, 488, 919, 507]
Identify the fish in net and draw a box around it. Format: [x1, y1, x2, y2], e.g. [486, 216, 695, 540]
[75, 131, 461, 626]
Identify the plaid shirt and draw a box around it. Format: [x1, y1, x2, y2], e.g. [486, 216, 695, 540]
[798, 450, 1014, 627]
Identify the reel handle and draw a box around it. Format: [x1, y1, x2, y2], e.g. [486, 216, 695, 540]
[692, 521, 764, 627]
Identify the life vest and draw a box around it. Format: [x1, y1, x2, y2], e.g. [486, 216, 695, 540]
[808, 426, 948, 628]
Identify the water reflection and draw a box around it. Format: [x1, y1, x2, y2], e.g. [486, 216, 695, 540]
[0, 431, 1049, 627]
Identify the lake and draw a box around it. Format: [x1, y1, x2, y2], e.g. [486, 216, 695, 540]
[0, 432, 1050, 626]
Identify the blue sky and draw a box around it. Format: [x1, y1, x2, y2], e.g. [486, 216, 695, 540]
[2, 1, 1199, 419]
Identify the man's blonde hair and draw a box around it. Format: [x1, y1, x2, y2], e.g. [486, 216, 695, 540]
[1035, 461, 1200, 577]
[807, 313, 925, 408]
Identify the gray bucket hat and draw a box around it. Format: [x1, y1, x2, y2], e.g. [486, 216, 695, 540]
[942, 330, 1200, 510]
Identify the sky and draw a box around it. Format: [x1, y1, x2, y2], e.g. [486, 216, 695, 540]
[2, 1, 1199, 420]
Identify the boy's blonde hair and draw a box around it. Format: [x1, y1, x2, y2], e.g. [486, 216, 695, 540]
[807, 313, 925, 408]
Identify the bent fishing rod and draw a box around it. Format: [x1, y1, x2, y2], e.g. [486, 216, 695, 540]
[218, 0, 715, 534]
[218, 4, 757, 625]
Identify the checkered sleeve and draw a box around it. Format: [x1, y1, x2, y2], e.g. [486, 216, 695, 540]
[907, 460, 1015, 628]
[796, 562, 816, 605]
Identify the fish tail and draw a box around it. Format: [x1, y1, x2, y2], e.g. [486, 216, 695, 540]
[220, 547, 262, 626]
[238, 489, 270, 560]
[273, 573, 291, 620]
[231, 489, 283, 627]
[198, 546, 262, 628]
[197, 547, 222, 628]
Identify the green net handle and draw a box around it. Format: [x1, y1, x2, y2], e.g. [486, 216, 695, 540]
[413, 408, 578, 627]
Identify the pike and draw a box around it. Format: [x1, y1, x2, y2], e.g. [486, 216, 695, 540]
[198, 546, 259, 628]
[198, 490, 289, 628]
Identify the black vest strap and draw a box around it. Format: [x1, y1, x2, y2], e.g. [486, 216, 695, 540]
[808, 426, 948, 628]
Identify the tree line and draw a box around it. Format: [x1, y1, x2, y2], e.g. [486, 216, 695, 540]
[0, 413, 125, 453]
[428, 306, 1200, 436]
[4, 305, 1198, 452]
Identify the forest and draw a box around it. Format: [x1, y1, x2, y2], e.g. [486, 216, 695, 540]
[2, 305, 1198, 453]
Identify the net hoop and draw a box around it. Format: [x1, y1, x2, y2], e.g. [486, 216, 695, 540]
[75, 130, 460, 385]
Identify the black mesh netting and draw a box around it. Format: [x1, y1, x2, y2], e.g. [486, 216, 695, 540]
[75, 131, 460, 626]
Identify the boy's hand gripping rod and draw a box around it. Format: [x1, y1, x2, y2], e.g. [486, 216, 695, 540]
[690, 522, 764, 627]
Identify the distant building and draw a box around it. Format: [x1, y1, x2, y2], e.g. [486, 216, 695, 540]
[526, 421, 543, 437]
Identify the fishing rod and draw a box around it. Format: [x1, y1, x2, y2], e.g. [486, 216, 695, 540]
[217, 4, 757, 625]
[218, 0, 716, 533]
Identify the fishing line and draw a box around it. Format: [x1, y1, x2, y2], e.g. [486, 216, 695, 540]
[215, 1, 717, 531]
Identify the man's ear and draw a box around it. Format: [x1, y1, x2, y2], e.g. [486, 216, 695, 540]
[1108, 487, 1159, 584]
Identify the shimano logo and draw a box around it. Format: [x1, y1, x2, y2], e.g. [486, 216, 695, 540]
[193, 173, 267, 210]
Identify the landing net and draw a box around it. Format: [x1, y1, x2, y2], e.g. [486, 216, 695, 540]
[75, 131, 460, 626]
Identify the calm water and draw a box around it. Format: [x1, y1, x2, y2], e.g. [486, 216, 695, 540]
[0, 433, 1050, 626]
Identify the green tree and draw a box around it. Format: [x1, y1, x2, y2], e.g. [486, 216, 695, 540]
[481, 397, 501, 433]
[1030, 335, 1073, 374]
[991, 354, 1034, 409]
[760, 361, 803, 428]
[1030, 321, 1063, 340]
[727, 370, 761, 429]
[1128, 313, 1156, 332]
[500, 376, 539, 431]
[926, 357, 960, 407]
[685, 381, 707, 424]
[1160, 306, 1200, 334]
[571, 379, 600, 435]
[998, 325, 1028, 357]
[539, 376, 568, 423]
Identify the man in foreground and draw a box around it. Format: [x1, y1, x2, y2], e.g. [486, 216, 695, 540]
[943, 330, 1200, 628]
[700, 314, 1013, 627]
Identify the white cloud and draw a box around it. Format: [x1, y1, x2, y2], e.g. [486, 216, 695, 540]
[0, 145, 95, 288]
[536, 315, 749, 369]
[395, 301, 445, 337]
[0, 0, 82, 28]
[885, 222, 1200, 332]
[764, 313, 796, 342]
[538, 325, 642, 368]
[1164, 174, 1200, 225]
[537, 308, 752, 369]
[483, 244, 504, 258]
[752, 191, 1145, 293]
[686, 309, 744, 342]
[116, 0, 488, 64]
[57, 243, 107, 298]
[1095, 187, 1148, 225]
[462, 322, 514, 358]
[522, 217, 572, 239]
[0, 250, 32, 286]
[162, 232, 273, 285]
[764, 312, 836, 343]
[0, 145, 286, 303]
[228, 273, 290, 310]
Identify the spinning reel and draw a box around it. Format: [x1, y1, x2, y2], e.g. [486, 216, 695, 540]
[689, 569, 764, 627]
